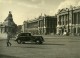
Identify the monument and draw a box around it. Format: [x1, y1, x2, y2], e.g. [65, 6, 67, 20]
[0, 11, 17, 39]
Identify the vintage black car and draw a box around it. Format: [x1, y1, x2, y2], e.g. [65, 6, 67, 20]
[15, 33, 44, 44]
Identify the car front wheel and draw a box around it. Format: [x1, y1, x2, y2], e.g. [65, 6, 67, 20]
[17, 40, 21, 44]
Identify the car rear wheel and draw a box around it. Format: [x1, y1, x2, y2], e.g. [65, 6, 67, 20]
[35, 40, 43, 44]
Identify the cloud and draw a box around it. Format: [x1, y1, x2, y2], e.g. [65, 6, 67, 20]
[58, 0, 77, 9]
[0, 0, 13, 4]
[78, 1, 80, 6]
[55, 0, 80, 14]
[19, 0, 45, 5]
[17, 2, 39, 8]
[31, 0, 45, 5]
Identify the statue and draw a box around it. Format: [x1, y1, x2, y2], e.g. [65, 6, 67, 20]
[8, 11, 12, 17]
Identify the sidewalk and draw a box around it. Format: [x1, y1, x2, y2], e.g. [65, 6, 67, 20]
[39, 35, 80, 39]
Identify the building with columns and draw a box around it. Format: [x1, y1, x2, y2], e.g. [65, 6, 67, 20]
[22, 15, 57, 35]
[57, 6, 80, 36]
[38, 15, 57, 35]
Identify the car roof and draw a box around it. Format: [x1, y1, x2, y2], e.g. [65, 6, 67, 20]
[20, 33, 31, 34]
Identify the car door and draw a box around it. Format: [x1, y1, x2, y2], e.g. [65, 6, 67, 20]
[24, 33, 31, 41]
[19, 33, 26, 41]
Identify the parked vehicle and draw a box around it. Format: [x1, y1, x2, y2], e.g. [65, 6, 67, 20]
[15, 33, 44, 44]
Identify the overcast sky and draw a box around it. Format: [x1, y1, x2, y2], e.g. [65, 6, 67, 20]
[0, 0, 80, 25]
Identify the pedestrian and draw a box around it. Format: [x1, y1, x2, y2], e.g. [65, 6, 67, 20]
[6, 32, 12, 47]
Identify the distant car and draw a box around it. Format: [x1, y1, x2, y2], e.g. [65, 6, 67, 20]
[15, 33, 44, 44]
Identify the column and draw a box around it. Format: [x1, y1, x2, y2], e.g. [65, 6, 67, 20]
[64, 15, 66, 32]
[61, 15, 64, 34]
[43, 17, 45, 34]
[79, 12, 80, 24]
[62, 15, 64, 25]
[57, 15, 59, 34]
[76, 13, 78, 34]
[61, 15, 62, 25]
[0, 26, 1, 33]
[76, 13, 78, 24]
[38, 19, 40, 34]
[78, 12, 79, 24]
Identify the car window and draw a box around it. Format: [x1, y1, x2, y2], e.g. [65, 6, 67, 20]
[25, 33, 31, 36]
[19, 33, 31, 36]
[20, 33, 26, 36]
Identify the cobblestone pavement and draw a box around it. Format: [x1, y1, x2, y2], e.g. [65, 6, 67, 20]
[0, 36, 80, 58]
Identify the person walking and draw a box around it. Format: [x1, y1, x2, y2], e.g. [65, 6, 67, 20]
[7, 32, 12, 47]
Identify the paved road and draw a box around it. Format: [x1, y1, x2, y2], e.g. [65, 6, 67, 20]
[0, 36, 80, 58]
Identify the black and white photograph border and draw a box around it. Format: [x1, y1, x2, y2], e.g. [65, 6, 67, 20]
[0, 0, 80, 58]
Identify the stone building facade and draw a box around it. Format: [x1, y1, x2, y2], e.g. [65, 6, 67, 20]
[22, 15, 57, 35]
[22, 19, 39, 35]
[38, 15, 57, 35]
[57, 6, 80, 36]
